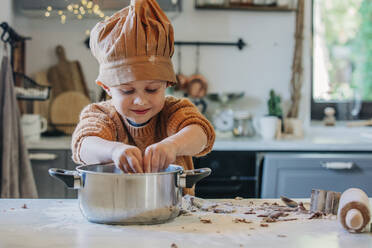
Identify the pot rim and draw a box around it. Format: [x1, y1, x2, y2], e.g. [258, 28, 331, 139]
[76, 163, 184, 177]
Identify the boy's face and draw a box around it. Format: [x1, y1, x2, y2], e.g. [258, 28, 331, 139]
[107, 80, 167, 124]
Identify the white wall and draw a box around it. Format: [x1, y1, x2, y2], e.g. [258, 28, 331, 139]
[13, 0, 311, 122]
[0, 0, 13, 58]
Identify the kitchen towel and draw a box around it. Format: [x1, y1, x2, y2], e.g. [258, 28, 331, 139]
[0, 43, 38, 198]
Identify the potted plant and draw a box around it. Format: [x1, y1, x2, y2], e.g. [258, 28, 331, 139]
[267, 89, 304, 139]
[267, 89, 283, 118]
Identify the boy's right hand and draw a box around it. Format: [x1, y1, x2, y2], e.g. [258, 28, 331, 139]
[111, 144, 143, 173]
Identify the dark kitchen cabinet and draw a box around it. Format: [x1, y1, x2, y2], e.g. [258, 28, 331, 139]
[29, 149, 78, 199]
[193, 151, 259, 199]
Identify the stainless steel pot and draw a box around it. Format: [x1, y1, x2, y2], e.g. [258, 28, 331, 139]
[49, 164, 211, 225]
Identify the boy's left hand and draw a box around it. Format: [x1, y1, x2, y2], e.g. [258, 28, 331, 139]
[144, 140, 178, 173]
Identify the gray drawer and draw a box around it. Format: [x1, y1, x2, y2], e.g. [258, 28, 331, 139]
[261, 153, 372, 198]
[29, 150, 66, 198]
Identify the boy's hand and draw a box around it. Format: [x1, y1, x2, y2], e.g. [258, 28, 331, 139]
[111, 144, 143, 173]
[144, 141, 178, 173]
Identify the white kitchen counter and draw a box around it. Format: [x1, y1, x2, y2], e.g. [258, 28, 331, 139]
[0, 199, 371, 248]
[27, 124, 372, 151]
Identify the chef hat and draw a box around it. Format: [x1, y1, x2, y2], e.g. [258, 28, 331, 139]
[90, 0, 177, 87]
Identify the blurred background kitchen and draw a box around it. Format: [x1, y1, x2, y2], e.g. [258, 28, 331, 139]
[1, 0, 372, 200]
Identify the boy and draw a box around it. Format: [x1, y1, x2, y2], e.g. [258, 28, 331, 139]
[71, 0, 215, 195]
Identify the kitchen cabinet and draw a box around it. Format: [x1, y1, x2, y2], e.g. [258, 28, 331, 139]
[193, 151, 259, 198]
[29, 149, 77, 199]
[261, 152, 372, 198]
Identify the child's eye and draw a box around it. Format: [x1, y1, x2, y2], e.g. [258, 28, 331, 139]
[121, 90, 135, 95]
[146, 88, 158, 93]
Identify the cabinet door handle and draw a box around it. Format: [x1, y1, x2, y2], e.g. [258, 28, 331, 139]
[29, 153, 58, 161]
[320, 162, 354, 170]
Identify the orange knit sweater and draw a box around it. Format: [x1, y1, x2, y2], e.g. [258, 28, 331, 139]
[71, 96, 215, 195]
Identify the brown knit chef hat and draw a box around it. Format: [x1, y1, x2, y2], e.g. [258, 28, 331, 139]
[90, 0, 177, 87]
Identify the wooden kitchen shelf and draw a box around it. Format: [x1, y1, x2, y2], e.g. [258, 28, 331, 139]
[195, 4, 297, 12]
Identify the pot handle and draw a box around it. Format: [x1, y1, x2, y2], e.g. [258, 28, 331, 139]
[48, 168, 81, 189]
[177, 168, 211, 188]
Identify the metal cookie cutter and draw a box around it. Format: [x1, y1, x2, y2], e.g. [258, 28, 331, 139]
[310, 189, 341, 215]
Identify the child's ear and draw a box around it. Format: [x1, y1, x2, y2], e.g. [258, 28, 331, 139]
[97, 81, 112, 96]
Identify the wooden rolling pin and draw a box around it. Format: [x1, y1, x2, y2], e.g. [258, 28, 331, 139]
[337, 188, 371, 233]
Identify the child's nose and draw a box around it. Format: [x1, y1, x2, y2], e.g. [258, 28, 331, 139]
[133, 95, 147, 105]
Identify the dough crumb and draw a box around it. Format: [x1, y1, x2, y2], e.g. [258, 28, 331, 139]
[244, 211, 256, 215]
[233, 218, 252, 224]
[21, 204, 28, 209]
[200, 218, 212, 224]
[263, 217, 277, 223]
[171, 243, 178, 248]
[260, 223, 269, 227]
[309, 212, 323, 219]
[278, 234, 287, 238]
[280, 218, 298, 222]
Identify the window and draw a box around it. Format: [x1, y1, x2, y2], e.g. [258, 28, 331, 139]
[311, 0, 372, 120]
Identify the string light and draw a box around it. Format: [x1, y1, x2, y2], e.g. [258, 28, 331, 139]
[61, 15, 66, 24]
[45, 0, 107, 23]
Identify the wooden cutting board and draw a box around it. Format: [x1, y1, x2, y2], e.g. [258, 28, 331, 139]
[50, 91, 91, 135]
[47, 45, 89, 99]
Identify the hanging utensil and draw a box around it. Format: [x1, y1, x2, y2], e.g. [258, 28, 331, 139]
[175, 46, 188, 91]
[187, 45, 208, 99]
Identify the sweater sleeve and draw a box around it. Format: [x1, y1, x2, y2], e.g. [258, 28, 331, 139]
[71, 102, 119, 164]
[165, 96, 215, 157]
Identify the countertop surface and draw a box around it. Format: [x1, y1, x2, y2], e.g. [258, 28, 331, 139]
[27, 125, 372, 151]
[1, 198, 372, 248]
